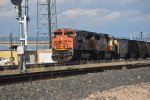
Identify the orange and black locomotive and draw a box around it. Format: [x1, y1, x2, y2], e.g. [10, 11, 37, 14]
[51, 28, 118, 62]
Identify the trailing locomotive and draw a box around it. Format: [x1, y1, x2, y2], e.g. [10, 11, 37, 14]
[52, 28, 150, 62]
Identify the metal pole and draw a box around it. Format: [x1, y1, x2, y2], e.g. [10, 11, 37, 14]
[10, 32, 13, 59]
[10, 0, 26, 73]
[36, 0, 39, 50]
[19, 15, 24, 72]
[47, 0, 51, 48]
[18, 5, 26, 73]
[54, 0, 58, 29]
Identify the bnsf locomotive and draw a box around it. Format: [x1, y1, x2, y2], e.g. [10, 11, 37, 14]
[52, 28, 150, 62]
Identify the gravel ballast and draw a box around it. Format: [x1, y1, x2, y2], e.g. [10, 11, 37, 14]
[85, 83, 150, 100]
[0, 67, 150, 100]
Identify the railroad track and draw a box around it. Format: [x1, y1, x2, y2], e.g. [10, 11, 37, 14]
[0, 59, 149, 71]
[0, 61, 80, 71]
[0, 60, 150, 86]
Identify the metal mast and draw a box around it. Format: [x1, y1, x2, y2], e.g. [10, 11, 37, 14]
[11, 0, 29, 73]
[37, 0, 57, 49]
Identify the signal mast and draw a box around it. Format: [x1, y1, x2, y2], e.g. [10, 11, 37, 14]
[10, 0, 29, 73]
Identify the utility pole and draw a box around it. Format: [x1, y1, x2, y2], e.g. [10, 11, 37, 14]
[9, 32, 13, 60]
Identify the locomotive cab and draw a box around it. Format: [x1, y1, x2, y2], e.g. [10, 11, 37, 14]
[52, 28, 75, 62]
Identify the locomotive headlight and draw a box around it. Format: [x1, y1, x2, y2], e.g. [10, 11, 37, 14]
[61, 36, 63, 40]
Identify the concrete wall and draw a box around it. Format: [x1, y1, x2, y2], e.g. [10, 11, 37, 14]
[37, 49, 55, 63]
[0, 49, 55, 65]
[26, 51, 37, 64]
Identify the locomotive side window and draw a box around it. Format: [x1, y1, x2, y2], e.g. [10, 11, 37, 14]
[76, 31, 80, 36]
[64, 32, 73, 35]
[54, 32, 62, 35]
[95, 34, 100, 40]
[86, 33, 94, 40]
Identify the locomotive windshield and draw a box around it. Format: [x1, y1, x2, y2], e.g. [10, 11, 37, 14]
[54, 32, 62, 35]
[64, 32, 73, 35]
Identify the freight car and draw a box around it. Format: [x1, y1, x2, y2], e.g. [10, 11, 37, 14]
[116, 39, 128, 58]
[51, 28, 150, 62]
[127, 40, 139, 58]
[146, 42, 150, 57]
[138, 41, 148, 58]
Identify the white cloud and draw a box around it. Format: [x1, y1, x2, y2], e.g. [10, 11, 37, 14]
[0, 0, 7, 6]
[61, 8, 100, 18]
[134, 14, 150, 22]
[0, 10, 15, 18]
[0, 0, 36, 18]
[104, 12, 121, 20]
[60, 8, 122, 21]
[57, 0, 73, 4]
[58, 6, 150, 30]
[113, 0, 138, 4]
[0, 0, 15, 18]
[57, 0, 138, 6]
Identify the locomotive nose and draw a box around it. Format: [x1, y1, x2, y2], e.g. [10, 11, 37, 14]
[52, 28, 75, 62]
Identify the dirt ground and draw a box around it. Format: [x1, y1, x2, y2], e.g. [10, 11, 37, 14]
[85, 83, 150, 100]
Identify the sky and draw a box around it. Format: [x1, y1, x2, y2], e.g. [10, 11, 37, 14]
[0, 0, 150, 38]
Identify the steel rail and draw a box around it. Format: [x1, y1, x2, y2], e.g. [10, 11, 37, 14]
[0, 59, 149, 71]
[0, 63, 150, 86]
